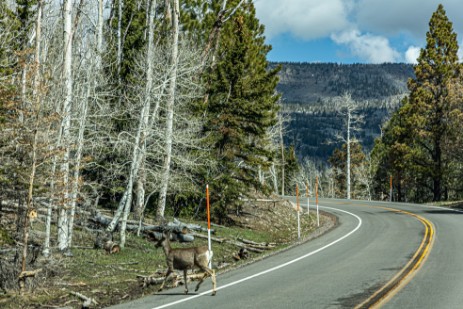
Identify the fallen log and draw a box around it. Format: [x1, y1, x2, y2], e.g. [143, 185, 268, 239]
[70, 291, 98, 308]
[18, 268, 43, 292]
[190, 231, 226, 243]
[138, 272, 208, 288]
[18, 268, 42, 279]
[137, 275, 165, 288]
[237, 237, 276, 248]
[223, 239, 265, 253]
[90, 212, 197, 237]
[146, 231, 195, 243]
[170, 218, 215, 234]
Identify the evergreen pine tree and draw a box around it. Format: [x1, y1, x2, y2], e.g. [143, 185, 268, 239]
[371, 100, 416, 201]
[202, 1, 280, 222]
[372, 4, 462, 202]
[403, 4, 461, 201]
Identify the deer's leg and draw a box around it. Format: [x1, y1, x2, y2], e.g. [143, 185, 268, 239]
[211, 269, 216, 296]
[195, 267, 216, 296]
[183, 269, 189, 294]
[194, 271, 208, 292]
[159, 269, 172, 292]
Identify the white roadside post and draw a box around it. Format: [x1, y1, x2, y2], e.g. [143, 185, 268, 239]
[296, 184, 301, 239]
[389, 175, 393, 202]
[206, 185, 213, 269]
[316, 176, 320, 227]
[306, 181, 310, 214]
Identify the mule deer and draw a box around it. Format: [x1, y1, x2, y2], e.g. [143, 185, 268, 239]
[155, 231, 217, 296]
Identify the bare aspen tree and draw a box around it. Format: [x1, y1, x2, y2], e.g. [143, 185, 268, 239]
[64, 0, 89, 248]
[42, 5, 67, 257]
[347, 104, 351, 199]
[97, 0, 104, 69]
[156, 0, 179, 219]
[334, 92, 364, 200]
[279, 114, 285, 196]
[32, 0, 43, 96]
[270, 162, 279, 193]
[21, 0, 44, 281]
[354, 153, 373, 200]
[117, 0, 123, 77]
[67, 62, 91, 247]
[262, 111, 286, 195]
[57, 0, 74, 252]
[116, 0, 158, 247]
[326, 168, 336, 198]
[129, 42, 206, 232]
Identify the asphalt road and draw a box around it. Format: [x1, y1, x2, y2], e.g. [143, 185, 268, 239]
[107, 198, 463, 309]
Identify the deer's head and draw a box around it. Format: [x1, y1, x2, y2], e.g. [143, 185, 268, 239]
[155, 231, 170, 248]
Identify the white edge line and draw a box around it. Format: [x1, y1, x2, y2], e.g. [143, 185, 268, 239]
[151, 206, 362, 309]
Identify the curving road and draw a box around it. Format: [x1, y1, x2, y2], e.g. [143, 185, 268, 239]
[107, 198, 463, 309]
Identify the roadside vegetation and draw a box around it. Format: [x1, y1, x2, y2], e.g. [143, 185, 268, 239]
[0, 199, 332, 308]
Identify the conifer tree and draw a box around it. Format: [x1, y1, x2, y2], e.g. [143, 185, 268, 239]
[371, 102, 415, 201]
[372, 4, 462, 202]
[402, 4, 461, 201]
[201, 1, 280, 222]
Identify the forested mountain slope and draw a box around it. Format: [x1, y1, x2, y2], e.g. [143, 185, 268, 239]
[271, 62, 415, 163]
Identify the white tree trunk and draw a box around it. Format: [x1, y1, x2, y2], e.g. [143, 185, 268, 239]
[334, 92, 363, 201]
[156, 0, 179, 219]
[67, 76, 90, 247]
[96, 0, 104, 70]
[33, 0, 43, 97]
[57, 0, 74, 252]
[347, 111, 351, 200]
[109, 0, 158, 247]
[134, 165, 146, 220]
[279, 115, 285, 196]
[44, 128, 61, 257]
[117, 0, 123, 76]
[270, 162, 278, 194]
[24, 0, 44, 269]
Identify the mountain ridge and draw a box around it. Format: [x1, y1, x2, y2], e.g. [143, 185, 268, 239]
[272, 62, 415, 163]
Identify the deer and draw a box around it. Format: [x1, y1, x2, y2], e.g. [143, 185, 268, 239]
[155, 231, 217, 296]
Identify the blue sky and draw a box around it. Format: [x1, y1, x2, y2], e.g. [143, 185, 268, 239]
[254, 0, 463, 64]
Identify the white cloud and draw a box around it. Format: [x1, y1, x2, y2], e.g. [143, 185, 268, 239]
[405, 46, 421, 64]
[254, 0, 353, 40]
[254, 0, 463, 63]
[355, 0, 463, 38]
[331, 30, 401, 63]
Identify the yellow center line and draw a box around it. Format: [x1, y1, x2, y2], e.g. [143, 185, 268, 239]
[354, 206, 435, 309]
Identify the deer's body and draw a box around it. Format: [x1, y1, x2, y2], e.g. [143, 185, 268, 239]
[156, 232, 216, 296]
